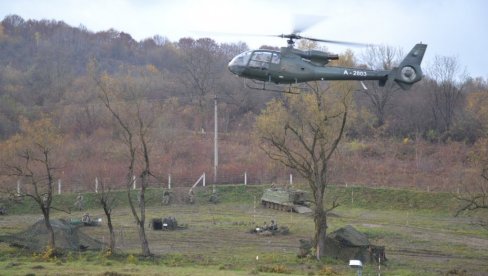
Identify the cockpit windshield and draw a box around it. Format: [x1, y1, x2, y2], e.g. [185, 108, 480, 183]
[229, 51, 252, 67]
[228, 50, 282, 76]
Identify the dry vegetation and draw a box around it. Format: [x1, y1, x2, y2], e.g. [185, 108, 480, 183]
[0, 14, 488, 275]
[0, 186, 487, 275]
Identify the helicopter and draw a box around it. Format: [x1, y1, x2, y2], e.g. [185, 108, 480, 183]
[228, 32, 427, 93]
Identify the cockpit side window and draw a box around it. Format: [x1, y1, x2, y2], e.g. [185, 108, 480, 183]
[271, 53, 280, 64]
[249, 51, 273, 69]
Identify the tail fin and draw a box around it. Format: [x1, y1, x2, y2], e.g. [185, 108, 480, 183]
[388, 43, 427, 90]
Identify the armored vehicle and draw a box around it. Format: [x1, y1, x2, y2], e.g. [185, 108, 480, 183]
[261, 188, 312, 213]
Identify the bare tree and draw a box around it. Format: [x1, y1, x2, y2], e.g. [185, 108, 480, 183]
[96, 178, 116, 252]
[176, 38, 225, 130]
[454, 167, 488, 230]
[359, 45, 404, 128]
[0, 117, 63, 253]
[255, 82, 352, 260]
[95, 67, 159, 257]
[454, 139, 488, 230]
[177, 38, 223, 105]
[427, 55, 466, 134]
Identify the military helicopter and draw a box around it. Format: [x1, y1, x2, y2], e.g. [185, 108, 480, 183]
[228, 32, 427, 93]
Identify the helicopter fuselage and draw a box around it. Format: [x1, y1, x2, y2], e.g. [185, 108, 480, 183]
[228, 43, 427, 90]
[228, 47, 389, 85]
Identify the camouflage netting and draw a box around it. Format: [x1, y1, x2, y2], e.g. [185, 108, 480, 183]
[298, 225, 386, 263]
[324, 225, 386, 263]
[0, 219, 104, 252]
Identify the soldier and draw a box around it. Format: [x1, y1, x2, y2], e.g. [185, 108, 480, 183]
[82, 212, 91, 223]
[137, 190, 142, 206]
[270, 220, 278, 231]
[188, 190, 195, 204]
[42, 194, 48, 206]
[0, 205, 6, 215]
[74, 193, 84, 211]
[162, 191, 171, 205]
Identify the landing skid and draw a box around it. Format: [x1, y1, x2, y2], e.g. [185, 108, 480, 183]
[245, 79, 308, 94]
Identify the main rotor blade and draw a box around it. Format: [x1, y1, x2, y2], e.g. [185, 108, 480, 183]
[292, 14, 326, 34]
[299, 35, 371, 47]
[194, 31, 274, 38]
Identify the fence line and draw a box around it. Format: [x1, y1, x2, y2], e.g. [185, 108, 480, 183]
[12, 171, 297, 195]
[12, 170, 473, 195]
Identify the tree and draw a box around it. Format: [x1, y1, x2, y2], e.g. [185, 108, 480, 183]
[254, 82, 353, 259]
[466, 90, 488, 135]
[454, 138, 488, 230]
[176, 38, 225, 130]
[0, 117, 63, 252]
[359, 45, 404, 128]
[427, 55, 466, 134]
[96, 178, 116, 252]
[95, 66, 159, 257]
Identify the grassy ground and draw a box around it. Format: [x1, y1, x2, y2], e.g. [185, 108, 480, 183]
[0, 184, 487, 275]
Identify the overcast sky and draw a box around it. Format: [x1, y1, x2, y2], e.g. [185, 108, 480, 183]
[1, 0, 487, 78]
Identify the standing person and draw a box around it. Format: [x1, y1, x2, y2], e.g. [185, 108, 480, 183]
[74, 193, 84, 211]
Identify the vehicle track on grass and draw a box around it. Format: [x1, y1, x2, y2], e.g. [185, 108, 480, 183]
[361, 222, 488, 251]
[148, 230, 305, 254]
[359, 222, 488, 270]
[388, 247, 488, 271]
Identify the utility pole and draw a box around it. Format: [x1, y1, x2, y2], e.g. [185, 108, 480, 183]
[214, 95, 218, 183]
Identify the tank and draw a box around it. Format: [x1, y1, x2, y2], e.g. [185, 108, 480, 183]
[261, 187, 312, 213]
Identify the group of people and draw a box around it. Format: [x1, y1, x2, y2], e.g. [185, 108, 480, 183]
[260, 220, 278, 231]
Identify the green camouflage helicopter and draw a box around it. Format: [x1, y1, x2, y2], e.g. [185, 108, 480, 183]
[228, 32, 427, 93]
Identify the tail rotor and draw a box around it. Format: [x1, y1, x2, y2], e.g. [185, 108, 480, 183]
[389, 43, 427, 90]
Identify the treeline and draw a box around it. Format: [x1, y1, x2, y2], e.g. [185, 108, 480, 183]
[0, 14, 272, 140]
[1, 14, 488, 143]
[0, 14, 487, 193]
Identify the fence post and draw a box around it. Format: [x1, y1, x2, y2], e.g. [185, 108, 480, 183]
[189, 173, 206, 195]
[253, 195, 256, 224]
[289, 174, 293, 185]
[244, 171, 247, 185]
[95, 177, 99, 193]
[132, 175, 136, 190]
[58, 179, 62, 195]
[17, 180, 21, 195]
[168, 174, 171, 189]
[351, 187, 354, 205]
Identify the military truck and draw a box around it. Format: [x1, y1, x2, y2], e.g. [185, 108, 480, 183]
[261, 187, 312, 213]
[151, 216, 187, 231]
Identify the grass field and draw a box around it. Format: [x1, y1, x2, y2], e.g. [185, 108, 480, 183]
[0, 184, 487, 275]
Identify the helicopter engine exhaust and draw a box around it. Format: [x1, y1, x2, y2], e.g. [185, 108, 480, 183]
[293, 49, 338, 65]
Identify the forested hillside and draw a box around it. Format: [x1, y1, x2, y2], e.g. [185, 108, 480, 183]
[0, 15, 487, 192]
